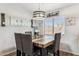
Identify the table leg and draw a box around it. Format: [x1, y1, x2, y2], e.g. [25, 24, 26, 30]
[16, 50, 21, 56]
[40, 48, 47, 56]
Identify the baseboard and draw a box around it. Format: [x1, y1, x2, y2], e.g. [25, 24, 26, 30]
[0, 47, 16, 56]
[60, 49, 79, 56]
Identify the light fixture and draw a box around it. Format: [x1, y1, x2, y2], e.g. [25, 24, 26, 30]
[47, 11, 59, 17]
[32, 3, 45, 20]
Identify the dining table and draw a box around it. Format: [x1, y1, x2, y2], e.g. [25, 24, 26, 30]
[32, 38, 54, 56]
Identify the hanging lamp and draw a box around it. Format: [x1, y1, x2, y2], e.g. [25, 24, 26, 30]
[32, 3, 45, 20]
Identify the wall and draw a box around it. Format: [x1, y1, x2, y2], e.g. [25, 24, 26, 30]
[0, 3, 32, 53]
[59, 4, 79, 55]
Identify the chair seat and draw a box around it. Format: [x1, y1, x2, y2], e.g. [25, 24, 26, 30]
[47, 45, 54, 54]
[47, 45, 60, 56]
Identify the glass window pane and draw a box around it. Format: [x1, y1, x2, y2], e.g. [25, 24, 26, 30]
[44, 17, 53, 35]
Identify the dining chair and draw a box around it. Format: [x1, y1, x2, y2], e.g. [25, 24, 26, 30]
[25, 31, 32, 34]
[22, 32, 42, 56]
[21, 33, 33, 56]
[14, 33, 23, 56]
[47, 33, 61, 56]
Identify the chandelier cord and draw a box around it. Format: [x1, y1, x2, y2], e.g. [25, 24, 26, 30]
[38, 3, 40, 11]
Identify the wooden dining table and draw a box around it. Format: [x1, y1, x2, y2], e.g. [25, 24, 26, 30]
[32, 38, 54, 56]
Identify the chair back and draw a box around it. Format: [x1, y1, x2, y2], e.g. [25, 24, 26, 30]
[21, 33, 32, 55]
[54, 33, 61, 52]
[15, 33, 23, 51]
[25, 31, 32, 34]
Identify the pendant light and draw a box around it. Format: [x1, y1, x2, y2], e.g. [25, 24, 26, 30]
[32, 3, 45, 20]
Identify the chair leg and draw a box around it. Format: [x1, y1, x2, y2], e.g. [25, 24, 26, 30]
[17, 50, 21, 56]
[57, 50, 60, 56]
[46, 49, 49, 56]
[22, 52, 26, 56]
[53, 52, 56, 56]
[53, 50, 60, 56]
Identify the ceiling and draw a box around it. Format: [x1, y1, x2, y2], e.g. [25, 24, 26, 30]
[0, 3, 77, 18]
[20, 3, 76, 14]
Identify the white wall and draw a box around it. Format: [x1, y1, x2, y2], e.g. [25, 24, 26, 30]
[0, 3, 32, 52]
[0, 3, 32, 18]
[0, 27, 31, 51]
[59, 4, 79, 55]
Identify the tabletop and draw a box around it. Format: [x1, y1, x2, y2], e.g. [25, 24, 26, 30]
[32, 38, 54, 48]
